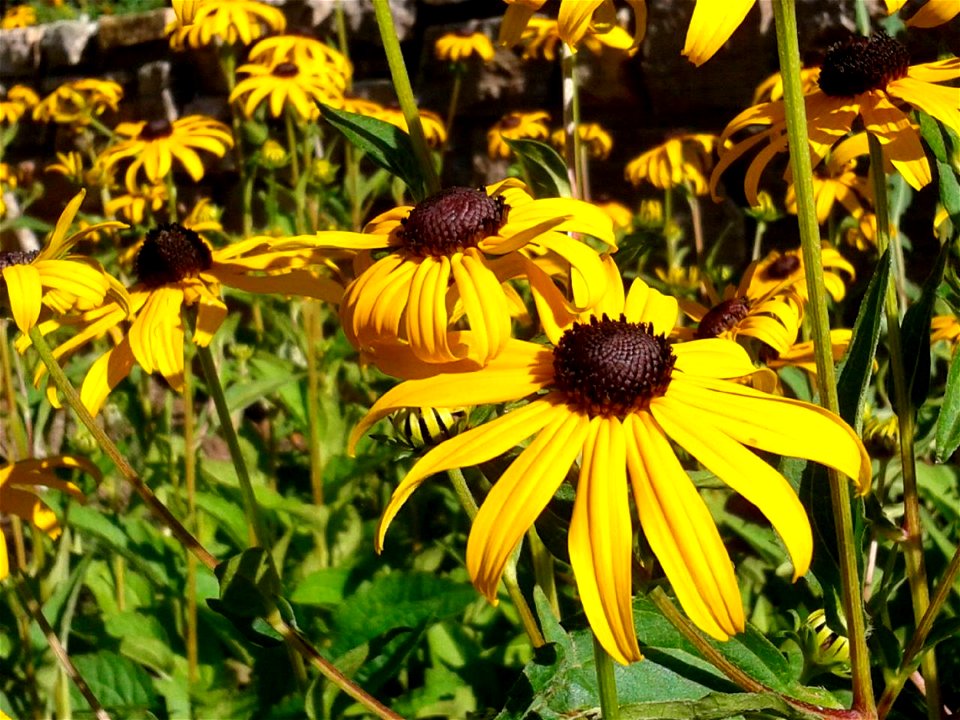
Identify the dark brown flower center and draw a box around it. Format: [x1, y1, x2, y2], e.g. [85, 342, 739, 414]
[272, 62, 299, 78]
[501, 114, 522, 130]
[696, 297, 751, 339]
[135, 223, 212, 288]
[139, 118, 173, 140]
[818, 32, 909, 97]
[398, 186, 508, 258]
[762, 254, 801, 280]
[456, 28, 476, 37]
[553, 315, 675, 417]
[0, 250, 39, 270]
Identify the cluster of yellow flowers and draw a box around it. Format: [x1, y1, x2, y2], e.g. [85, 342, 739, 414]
[0, 0, 956, 675]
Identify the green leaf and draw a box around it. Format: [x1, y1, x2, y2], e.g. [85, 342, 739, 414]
[837, 248, 891, 429]
[894, 242, 949, 413]
[936, 347, 960, 461]
[919, 111, 948, 163]
[329, 572, 477, 656]
[620, 692, 818, 720]
[105, 612, 175, 675]
[504, 138, 572, 198]
[936, 159, 960, 225]
[290, 568, 352, 606]
[320, 103, 427, 201]
[207, 548, 284, 647]
[68, 651, 158, 716]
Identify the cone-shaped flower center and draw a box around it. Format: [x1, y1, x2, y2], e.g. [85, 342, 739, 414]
[139, 118, 174, 140]
[696, 297, 751, 339]
[272, 62, 299, 78]
[553, 315, 676, 417]
[135, 223, 212, 288]
[818, 32, 909, 97]
[501, 114, 523, 130]
[399, 186, 508, 257]
[762, 254, 800, 280]
[0, 250, 39, 270]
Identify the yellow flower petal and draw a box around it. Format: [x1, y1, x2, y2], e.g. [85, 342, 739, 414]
[2, 264, 43, 333]
[682, 0, 755, 66]
[624, 278, 678, 335]
[672, 338, 756, 378]
[452, 249, 511, 365]
[377, 399, 562, 551]
[569, 416, 642, 664]
[81, 340, 136, 416]
[627, 413, 744, 639]
[42, 190, 85, 259]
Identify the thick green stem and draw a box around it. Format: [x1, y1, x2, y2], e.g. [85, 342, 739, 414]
[304, 300, 325, 505]
[877, 540, 960, 718]
[183, 359, 199, 684]
[443, 67, 463, 154]
[371, 0, 440, 196]
[1, 320, 29, 457]
[27, 327, 218, 571]
[446, 468, 544, 647]
[867, 132, 939, 720]
[561, 45, 583, 199]
[593, 634, 620, 720]
[195, 344, 271, 550]
[770, 2, 874, 714]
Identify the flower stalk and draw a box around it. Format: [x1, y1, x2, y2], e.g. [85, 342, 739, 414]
[371, 0, 441, 196]
[561, 45, 584, 199]
[867, 131, 939, 720]
[593, 634, 620, 720]
[770, 1, 874, 713]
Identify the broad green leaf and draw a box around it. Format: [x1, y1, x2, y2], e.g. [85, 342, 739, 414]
[69, 651, 158, 716]
[504, 138, 572, 199]
[919, 111, 948, 163]
[936, 347, 960, 461]
[329, 572, 477, 656]
[320, 103, 427, 201]
[894, 242, 948, 413]
[208, 548, 285, 647]
[837, 248, 891, 430]
[194, 491, 250, 550]
[290, 568, 352, 605]
[105, 612, 175, 675]
[936, 159, 960, 224]
[620, 692, 818, 720]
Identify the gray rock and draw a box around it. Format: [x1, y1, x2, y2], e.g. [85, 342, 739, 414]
[41, 18, 98, 68]
[0, 26, 44, 77]
[97, 8, 174, 50]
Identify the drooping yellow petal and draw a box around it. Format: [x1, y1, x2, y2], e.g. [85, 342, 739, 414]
[906, 0, 959, 27]
[667, 375, 871, 494]
[81, 340, 136, 416]
[651, 390, 814, 581]
[377, 399, 562, 551]
[2, 264, 43, 333]
[193, 290, 228, 347]
[888, 77, 960, 138]
[451, 249, 511, 364]
[557, 0, 604, 49]
[41, 190, 85, 259]
[626, 413, 744, 639]
[624, 277, 679, 334]
[672, 338, 757, 378]
[568, 416, 642, 664]
[682, 0, 755, 67]
[859, 91, 931, 190]
[349, 344, 553, 454]
[404, 255, 453, 362]
[468, 404, 588, 600]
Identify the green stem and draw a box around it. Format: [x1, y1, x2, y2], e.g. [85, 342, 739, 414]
[1, 320, 29, 458]
[527, 527, 559, 618]
[14, 578, 110, 720]
[443, 66, 463, 153]
[446, 468, 544, 647]
[867, 132, 938, 720]
[26, 327, 218, 571]
[561, 45, 583, 199]
[593, 634, 620, 720]
[371, 0, 441, 196]
[304, 300, 325, 505]
[195, 344, 271, 550]
[685, 190, 704, 263]
[752, 219, 767, 261]
[877, 540, 960, 719]
[770, 2, 875, 714]
[183, 358, 199, 685]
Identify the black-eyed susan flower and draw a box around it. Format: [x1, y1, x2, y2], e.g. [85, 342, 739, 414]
[1, 4, 36, 29]
[104, 183, 168, 225]
[97, 115, 233, 191]
[785, 147, 873, 237]
[307, 180, 614, 368]
[500, 0, 645, 55]
[352, 275, 870, 664]
[551, 122, 614, 160]
[32, 79, 123, 126]
[749, 244, 855, 303]
[0, 456, 98, 578]
[231, 57, 343, 120]
[0, 84, 39, 125]
[678, 267, 804, 356]
[378, 106, 447, 148]
[167, 0, 286, 50]
[0, 191, 127, 334]
[711, 32, 960, 201]
[46, 151, 88, 186]
[247, 34, 353, 92]
[487, 111, 551, 159]
[22, 223, 342, 415]
[625, 134, 721, 196]
[435, 29, 496, 63]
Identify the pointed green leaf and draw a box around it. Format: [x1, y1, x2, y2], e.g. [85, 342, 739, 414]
[320, 103, 427, 201]
[837, 248, 891, 429]
[936, 347, 960, 461]
[504, 138, 572, 199]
